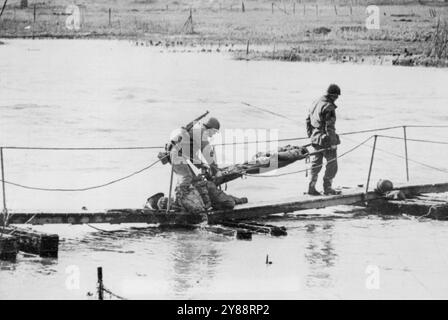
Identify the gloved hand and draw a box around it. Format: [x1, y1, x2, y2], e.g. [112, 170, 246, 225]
[214, 169, 223, 178]
[330, 145, 337, 150]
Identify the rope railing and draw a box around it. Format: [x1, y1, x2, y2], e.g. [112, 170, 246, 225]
[0, 157, 164, 192]
[1, 146, 164, 150]
[246, 135, 374, 178]
[361, 140, 448, 174]
[0, 124, 447, 220]
[247, 133, 448, 180]
[1, 124, 446, 150]
[376, 135, 448, 145]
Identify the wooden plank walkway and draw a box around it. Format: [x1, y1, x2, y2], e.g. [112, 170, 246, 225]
[209, 182, 448, 223]
[2, 182, 448, 226]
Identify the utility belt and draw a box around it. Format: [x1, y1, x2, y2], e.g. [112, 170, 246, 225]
[310, 129, 340, 148]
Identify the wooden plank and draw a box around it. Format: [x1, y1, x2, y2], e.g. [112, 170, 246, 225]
[220, 221, 287, 236]
[4, 209, 205, 226]
[203, 226, 236, 237]
[0, 234, 18, 261]
[209, 188, 371, 223]
[4, 226, 59, 258]
[209, 183, 448, 223]
[368, 198, 448, 220]
[395, 182, 448, 197]
[2, 182, 448, 226]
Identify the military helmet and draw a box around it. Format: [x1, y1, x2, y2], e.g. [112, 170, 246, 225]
[146, 192, 165, 210]
[204, 117, 220, 130]
[327, 84, 341, 96]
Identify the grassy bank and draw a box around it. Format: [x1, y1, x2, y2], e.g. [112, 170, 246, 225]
[1, 0, 448, 66]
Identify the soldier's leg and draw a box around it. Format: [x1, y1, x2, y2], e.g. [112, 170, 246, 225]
[206, 181, 236, 210]
[175, 184, 206, 215]
[170, 149, 193, 188]
[323, 148, 338, 193]
[309, 145, 323, 194]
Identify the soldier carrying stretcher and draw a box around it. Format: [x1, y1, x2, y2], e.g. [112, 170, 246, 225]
[306, 84, 342, 196]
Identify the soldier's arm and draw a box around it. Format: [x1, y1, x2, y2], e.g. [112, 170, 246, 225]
[322, 105, 337, 139]
[200, 139, 219, 175]
[306, 114, 313, 138]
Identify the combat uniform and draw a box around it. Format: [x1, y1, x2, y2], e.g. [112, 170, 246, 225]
[306, 95, 341, 194]
[169, 120, 243, 212]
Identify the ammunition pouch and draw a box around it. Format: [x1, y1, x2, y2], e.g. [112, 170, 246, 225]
[158, 151, 170, 165]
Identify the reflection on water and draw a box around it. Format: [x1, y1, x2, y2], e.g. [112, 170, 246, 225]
[2, 217, 448, 299]
[304, 223, 337, 289]
[170, 232, 221, 296]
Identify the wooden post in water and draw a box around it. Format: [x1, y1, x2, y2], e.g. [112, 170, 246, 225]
[403, 126, 410, 182]
[31, 3, 36, 39]
[246, 39, 250, 56]
[365, 135, 378, 194]
[1, 148, 7, 229]
[242, 1, 245, 12]
[334, 5, 338, 16]
[108, 8, 111, 27]
[0, 234, 18, 261]
[190, 8, 193, 33]
[166, 165, 174, 213]
[272, 3, 274, 14]
[33, 3, 36, 22]
[3, 226, 59, 257]
[97, 267, 104, 300]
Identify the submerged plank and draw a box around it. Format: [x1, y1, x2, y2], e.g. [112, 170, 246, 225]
[4, 227, 59, 258]
[0, 234, 18, 261]
[368, 198, 448, 220]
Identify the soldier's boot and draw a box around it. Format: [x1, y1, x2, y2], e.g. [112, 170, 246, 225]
[323, 180, 341, 196]
[308, 181, 321, 196]
[233, 196, 248, 205]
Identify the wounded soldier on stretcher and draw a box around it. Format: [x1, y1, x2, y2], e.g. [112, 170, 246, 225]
[213, 144, 309, 185]
[146, 144, 309, 213]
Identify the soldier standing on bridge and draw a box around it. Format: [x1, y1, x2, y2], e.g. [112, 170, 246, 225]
[306, 84, 342, 196]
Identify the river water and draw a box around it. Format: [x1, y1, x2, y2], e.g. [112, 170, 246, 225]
[0, 39, 448, 299]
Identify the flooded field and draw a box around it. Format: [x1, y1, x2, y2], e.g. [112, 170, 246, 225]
[0, 40, 448, 299]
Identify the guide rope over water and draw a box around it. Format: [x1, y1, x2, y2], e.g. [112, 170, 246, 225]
[0, 125, 447, 192]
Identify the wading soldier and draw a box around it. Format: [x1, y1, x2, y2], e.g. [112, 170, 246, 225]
[306, 84, 342, 196]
